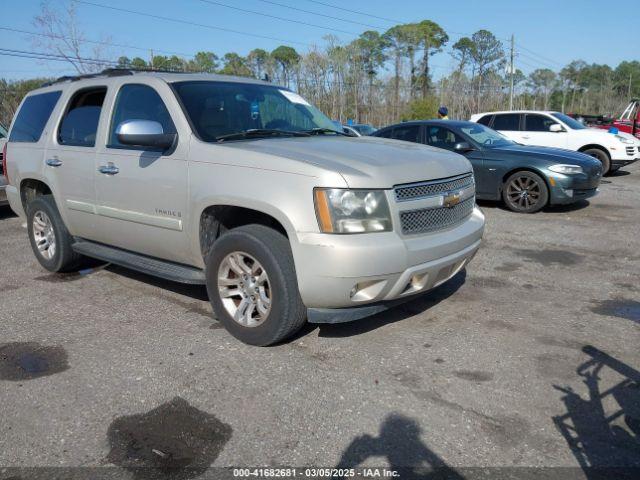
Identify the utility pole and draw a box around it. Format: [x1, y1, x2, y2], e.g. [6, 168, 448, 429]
[509, 34, 515, 110]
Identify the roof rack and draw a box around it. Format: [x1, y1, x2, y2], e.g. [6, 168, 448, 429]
[40, 67, 199, 87]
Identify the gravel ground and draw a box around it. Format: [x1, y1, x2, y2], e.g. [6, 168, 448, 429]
[0, 164, 638, 480]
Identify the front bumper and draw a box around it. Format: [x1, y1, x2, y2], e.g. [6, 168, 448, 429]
[293, 207, 484, 310]
[548, 172, 600, 205]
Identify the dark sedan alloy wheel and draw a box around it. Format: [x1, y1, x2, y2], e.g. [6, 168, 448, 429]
[503, 171, 549, 213]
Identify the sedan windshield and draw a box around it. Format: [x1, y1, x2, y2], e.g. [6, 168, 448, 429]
[173, 81, 339, 142]
[551, 112, 587, 130]
[460, 123, 515, 148]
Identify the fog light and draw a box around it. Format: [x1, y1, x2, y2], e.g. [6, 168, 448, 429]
[350, 280, 387, 302]
[564, 189, 574, 197]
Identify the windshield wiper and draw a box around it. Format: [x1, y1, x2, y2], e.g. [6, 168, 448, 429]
[304, 127, 350, 136]
[216, 129, 311, 142]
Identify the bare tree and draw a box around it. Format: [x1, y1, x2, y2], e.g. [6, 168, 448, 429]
[32, 0, 113, 74]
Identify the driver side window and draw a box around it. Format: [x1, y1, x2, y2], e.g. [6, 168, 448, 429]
[525, 114, 558, 132]
[108, 84, 176, 148]
[425, 126, 464, 151]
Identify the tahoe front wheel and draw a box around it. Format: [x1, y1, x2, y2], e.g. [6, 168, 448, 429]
[205, 224, 306, 346]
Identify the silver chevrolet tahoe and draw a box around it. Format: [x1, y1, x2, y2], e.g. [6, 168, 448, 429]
[4, 70, 484, 345]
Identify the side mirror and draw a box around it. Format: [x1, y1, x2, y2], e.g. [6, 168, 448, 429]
[116, 120, 176, 150]
[549, 123, 564, 133]
[454, 141, 474, 152]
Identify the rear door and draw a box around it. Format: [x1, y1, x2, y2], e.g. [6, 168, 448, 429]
[46, 86, 107, 238]
[490, 113, 523, 143]
[522, 113, 567, 149]
[93, 80, 191, 264]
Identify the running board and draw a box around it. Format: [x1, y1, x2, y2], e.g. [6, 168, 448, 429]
[71, 240, 206, 285]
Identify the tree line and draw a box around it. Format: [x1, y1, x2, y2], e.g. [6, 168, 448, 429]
[1, 2, 639, 128]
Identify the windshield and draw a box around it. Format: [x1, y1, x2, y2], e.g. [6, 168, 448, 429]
[0, 124, 7, 138]
[352, 124, 377, 135]
[173, 81, 338, 142]
[551, 112, 587, 130]
[460, 123, 515, 148]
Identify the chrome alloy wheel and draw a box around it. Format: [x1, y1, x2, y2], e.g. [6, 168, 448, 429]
[32, 211, 56, 260]
[506, 175, 541, 209]
[217, 252, 272, 327]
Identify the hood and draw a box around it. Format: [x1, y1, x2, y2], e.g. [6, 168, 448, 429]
[494, 143, 601, 167]
[223, 136, 472, 188]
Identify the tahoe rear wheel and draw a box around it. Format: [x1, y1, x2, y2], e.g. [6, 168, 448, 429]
[582, 148, 611, 175]
[206, 224, 306, 346]
[27, 195, 82, 272]
[502, 171, 549, 213]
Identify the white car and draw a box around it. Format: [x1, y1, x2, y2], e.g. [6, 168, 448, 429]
[469, 110, 640, 174]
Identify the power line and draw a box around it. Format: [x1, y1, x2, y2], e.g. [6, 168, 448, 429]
[0, 26, 197, 59]
[515, 42, 563, 67]
[302, 0, 404, 24]
[255, 0, 384, 30]
[75, 0, 313, 48]
[197, 0, 357, 36]
[0, 47, 119, 66]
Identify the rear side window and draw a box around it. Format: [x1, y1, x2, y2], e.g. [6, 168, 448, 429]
[477, 115, 493, 126]
[524, 114, 558, 132]
[391, 125, 421, 143]
[109, 84, 176, 148]
[375, 128, 392, 138]
[492, 114, 521, 131]
[58, 87, 107, 147]
[9, 91, 61, 142]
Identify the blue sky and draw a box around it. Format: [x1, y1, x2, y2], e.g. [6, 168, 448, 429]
[1, 0, 638, 80]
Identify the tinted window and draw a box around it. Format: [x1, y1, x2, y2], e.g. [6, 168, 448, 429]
[492, 113, 520, 131]
[551, 112, 587, 130]
[477, 115, 493, 126]
[109, 84, 176, 147]
[173, 81, 337, 142]
[425, 126, 464, 150]
[9, 91, 61, 142]
[524, 114, 558, 132]
[59, 88, 106, 147]
[391, 125, 420, 143]
[375, 128, 392, 138]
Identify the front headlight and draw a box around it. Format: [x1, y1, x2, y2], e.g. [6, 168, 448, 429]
[548, 164, 584, 174]
[314, 188, 392, 233]
[615, 134, 633, 144]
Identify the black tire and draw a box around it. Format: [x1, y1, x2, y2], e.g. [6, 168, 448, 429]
[205, 224, 306, 346]
[582, 148, 611, 175]
[26, 195, 82, 272]
[502, 171, 549, 213]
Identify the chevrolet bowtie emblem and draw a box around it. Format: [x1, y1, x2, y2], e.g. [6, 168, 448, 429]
[443, 191, 462, 208]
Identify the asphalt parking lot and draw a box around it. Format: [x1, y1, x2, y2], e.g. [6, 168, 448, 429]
[0, 165, 639, 479]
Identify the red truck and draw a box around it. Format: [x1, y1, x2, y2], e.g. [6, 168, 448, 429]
[571, 99, 640, 139]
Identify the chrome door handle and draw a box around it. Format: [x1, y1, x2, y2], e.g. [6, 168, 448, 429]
[98, 163, 119, 175]
[46, 158, 62, 167]
[521, 136, 530, 140]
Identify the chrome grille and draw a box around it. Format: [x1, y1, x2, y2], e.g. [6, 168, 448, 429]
[626, 146, 635, 156]
[400, 197, 475, 235]
[395, 174, 474, 202]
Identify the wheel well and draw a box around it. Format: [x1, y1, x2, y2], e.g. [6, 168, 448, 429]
[199, 205, 288, 259]
[578, 144, 610, 158]
[20, 179, 52, 210]
[501, 168, 551, 194]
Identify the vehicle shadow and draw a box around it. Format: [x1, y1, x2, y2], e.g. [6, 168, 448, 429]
[105, 264, 209, 301]
[314, 269, 466, 339]
[553, 345, 640, 479]
[607, 170, 632, 178]
[475, 199, 591, 214]
[335, 412, 464, 479]
[0, 205, 17, 219]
